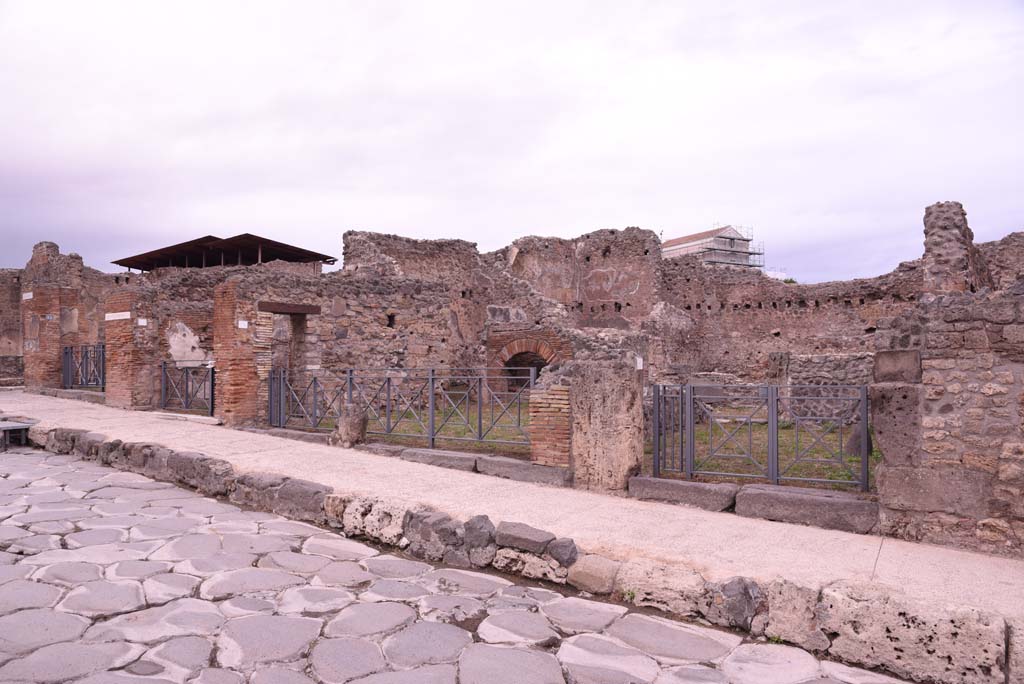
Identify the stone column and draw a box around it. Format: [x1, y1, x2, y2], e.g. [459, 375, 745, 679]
[103, 288, 158, 409]
[568, 361, 643, 491]
[20, 284, 62, 389]
[213, 280, 259, 426]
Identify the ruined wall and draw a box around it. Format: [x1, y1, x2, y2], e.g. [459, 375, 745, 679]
[921, 201, 993, 294]
[977, 231, 1024, 290]
[0, 269, 23, 385]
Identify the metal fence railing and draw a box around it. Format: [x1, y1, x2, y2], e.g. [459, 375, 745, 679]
[651, 384, 870, 490]
[61, 345, 105, 390]
[160, 362, 215, 416]
[268, 367, 536, 448]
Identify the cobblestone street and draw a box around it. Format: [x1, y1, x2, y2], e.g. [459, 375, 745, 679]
[0, 448, 907, 684]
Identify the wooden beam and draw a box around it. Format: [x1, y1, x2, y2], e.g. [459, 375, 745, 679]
[256, 301, 321, 315]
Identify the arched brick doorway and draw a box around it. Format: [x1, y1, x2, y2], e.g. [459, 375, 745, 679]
[496, 339, 562, 389]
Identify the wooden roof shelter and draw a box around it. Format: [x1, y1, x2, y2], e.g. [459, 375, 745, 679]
[112, 233, 336, 272]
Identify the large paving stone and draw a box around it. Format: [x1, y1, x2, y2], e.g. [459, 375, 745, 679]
[217, 614, 323, 669]
[20, 542, 157, 566]
[478, 610, 559, 646]
[220, 532, 295, 555]
[303, 535, 378, 561]
[144, 635, 214, 681]
[277, 586, 355, 614]
[0, 578, 62, 614]
[418, 594, 486, 623]
[252, 667, 317, 684]
[58, 579, 146, 617]
[655, 665, 729, 683]
[612, 558, 705, 616]
[495, 521, 555, 554]
[606, 614, 742, 665]
[628, 477, 739, 511]
[0, 641, 145, 683]
[734, 485, 879, 534]
[150, 534, 224, 561]
[362, 578, 430, 602]
[557, 634, 660, 684]
[382, 622, 473, 668]
[541, 596, 628, 634]
[66, 528, 128, 547]
[459, 643, 565, 684]
[199, 567, 304, 599]
[313, 560, 378, 586]
[85, 598, 224, 643]
[0, 564, 32, 584]
[107, 559, 174, 580]
[175, 553, 258, 577]
[0, 607, 90, 655]
[420, 568, 512, 597]
[143, 572, 201, 604]
[259, 551, 333, 574]
[567, 554, 621, 594]
[363, 555, 433, 578]
[326, 601, 417, 637]
[310, 638, 387, 684]
[720, 644, 821, 684]
[351, 664, 457, 684]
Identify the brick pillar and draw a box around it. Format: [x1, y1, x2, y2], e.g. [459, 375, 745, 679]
[104, 289, 158, 409]
[529, 385, 571, 467]
[213, 280, 259, 426]
[21, 284, 62, 389]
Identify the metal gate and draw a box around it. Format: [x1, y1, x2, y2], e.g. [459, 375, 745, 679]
[651, 384, 869, 490]
[160, 363, 215, 416]
[268, 367, 535, 448]
[61, 345, 105, 390]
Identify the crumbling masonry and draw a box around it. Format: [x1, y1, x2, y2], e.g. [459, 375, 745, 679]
[2, 201, 1023, 558]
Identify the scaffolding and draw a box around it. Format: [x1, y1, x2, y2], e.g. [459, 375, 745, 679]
[663, 225, 765, 268]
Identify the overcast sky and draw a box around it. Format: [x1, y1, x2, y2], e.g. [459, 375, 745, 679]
[1, 1, 1021, 282]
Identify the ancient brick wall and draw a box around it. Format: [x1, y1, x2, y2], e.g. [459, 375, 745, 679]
[528, 385, 571, 468]
[0, 269, 23, 385]
[103, 288, 157, 409]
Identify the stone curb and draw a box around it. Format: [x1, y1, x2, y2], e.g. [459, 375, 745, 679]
[10, 421, 1015, 684]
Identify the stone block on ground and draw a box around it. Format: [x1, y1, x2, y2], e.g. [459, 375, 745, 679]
[399, 448, 477, 472]
[328, 403, 368, 448]
[495, 521, 555, 554]
[613, 558, 705, 617]
[567, 554, 621, 595]
[735, 485, 879, 534]
[628, 477, 739, 511]
[475, 454, 571, 486]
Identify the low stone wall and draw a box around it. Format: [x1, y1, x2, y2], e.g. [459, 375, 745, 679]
[14, 421, 1016, 684]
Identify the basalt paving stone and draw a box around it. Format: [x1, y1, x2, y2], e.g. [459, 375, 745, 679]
[325, 601, 418, 637]
[262, 520, 325, 537]
[28, 520, 77, 535]
[0, 578, 62, 614]
[417, 594, 486, 623]
[175, 553, 259, 577]
[458, 643, 566, 684]
[277, 585, 355, 614]
[33, 560, 104, 585]
[22, 541, 160, 566]
[7, 507, 98, 524]
[419, 568, 512, 597]
[259, 550, 334, 574]
[541, 596, 629, 635]
[362, 555, 433, 579]
[85, 597, 225, 643]
[144, 572, 202, 604]
[478, 610, 561, 646]
[106, 559, 174, 580]
[150, 533, 224, 561]
[605, 613, 743, 665]
[362, 578, 431, 602]
[57, 579, 146, 617]
[66, 527, 128, 547]
[217, 614, 323, 669]
[200, 567, 305, 600]
[311, 638, 387, 684]
[204, 520, 262, 535]
[0, 526, 36, 543]
[721, 644, 822, 684]
[143, 634, 214, 681]
[351, 664, 458, 684]
[221, 533, 298, 555]
[655, 665, 730, 683]
[220, 596, 276, 617]
[0, 640, 145, 683]
[6, 532, 62, 553]
[302, 535, 378, 561]
[313, 560, 378, 587]
[558, 634, 662, 684]
[252, 666, 317, 684]
[193, 671, 249, 684]
[501, 585, 563, 604]
[0, 564, 32, 584]
[382, 621, 473, 668]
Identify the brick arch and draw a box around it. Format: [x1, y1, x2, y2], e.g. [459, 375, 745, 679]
[496, 338, 562, 366]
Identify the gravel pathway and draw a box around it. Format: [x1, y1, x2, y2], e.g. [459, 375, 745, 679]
[0, 447, 907, 684]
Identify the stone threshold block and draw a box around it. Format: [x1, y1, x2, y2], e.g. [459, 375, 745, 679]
[628, 477, 738, 511]
[475, 455, 572, 487]
[400, 448, 477, 472]
[28, 388, 106, 404]
[735, 484, 879, 534]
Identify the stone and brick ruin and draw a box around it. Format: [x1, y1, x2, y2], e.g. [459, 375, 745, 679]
[2, 201, 1023, 559]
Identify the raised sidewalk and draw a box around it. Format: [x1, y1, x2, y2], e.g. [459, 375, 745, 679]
[2, 391, 1022, 683]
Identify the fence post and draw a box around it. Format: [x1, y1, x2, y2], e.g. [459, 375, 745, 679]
[61, 347, 69, 389]
[346, 369, 354, 403]
[160, 362, 167, 409]
[684, 385, 695, 478]
[428, 369, 436, 449]
[280, 370, 288, 428]
[477, 376, 484, 441]
[99, 344, 105, 390]
[652, 384, 661, 478]
[529, 366, 537, 388]
[312, 378, 320, 428]
[268, 369, 276, 426]
[859, 385, 869, 492]
[385, 376, 392, 433]
[767, 385, 779, 484]
[208, 368, 215, 417]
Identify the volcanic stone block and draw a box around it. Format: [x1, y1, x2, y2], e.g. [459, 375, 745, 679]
[272, 477, 331, 523]
[734, 485, 879, 534]
[400, 448, 477, 472]
[873, 350, 922, 383]
[628, 477, 739, 511]
[567, 554, 621, 595]
[475, 455, 571, 486]
[546, 537, 578, 567]
[495, 521, 554, 554]
[876, 465, 993, 519]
